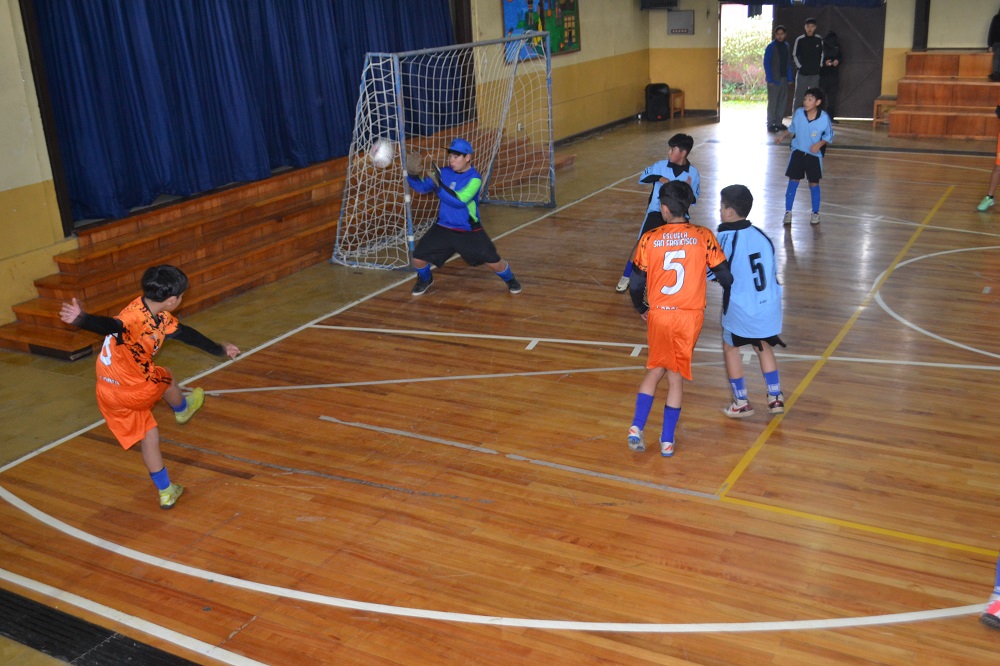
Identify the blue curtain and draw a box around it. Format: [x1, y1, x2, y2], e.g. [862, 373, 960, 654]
[33, 0, 455, 221]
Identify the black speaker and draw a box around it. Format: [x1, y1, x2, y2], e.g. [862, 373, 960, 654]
[645, 83, 671, 122]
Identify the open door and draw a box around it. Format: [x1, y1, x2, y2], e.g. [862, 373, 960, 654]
[775, 3, 886, 119]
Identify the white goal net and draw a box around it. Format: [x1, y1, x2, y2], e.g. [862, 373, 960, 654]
[332, 32, 555, 269]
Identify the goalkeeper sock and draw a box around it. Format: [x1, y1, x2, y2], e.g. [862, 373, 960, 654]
[416, 265, 432, 282]
[810, 184, 821, 213]
[785, 181, 799, 211]
[496, 265, 514, 281]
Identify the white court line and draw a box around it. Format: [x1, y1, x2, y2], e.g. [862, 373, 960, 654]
[0, 485, 982, 632]
[873, 246, 1000, 360]
[0, 568, 267, 666]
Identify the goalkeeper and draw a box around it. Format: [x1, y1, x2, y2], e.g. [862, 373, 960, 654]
[405, 138, 522, 296]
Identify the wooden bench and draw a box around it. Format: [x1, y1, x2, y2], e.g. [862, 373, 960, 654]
[670, 89, 685, 119]
[873, 95, 897, 127]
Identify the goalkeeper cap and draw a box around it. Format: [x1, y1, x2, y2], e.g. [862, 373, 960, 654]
[448, 138, 474, 155]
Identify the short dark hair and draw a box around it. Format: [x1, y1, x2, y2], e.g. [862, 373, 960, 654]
[142, 265, 189, 302]
[658, 180, 696, 218]
[774, 25, 786, 34]
[720, 185, 754, 218]
[805, 17, 817, 26]
[667, 133, 694, 155]
[803, 87, 826, 105]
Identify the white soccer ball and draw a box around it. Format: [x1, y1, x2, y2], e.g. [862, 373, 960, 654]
[369, 139, 395, 168]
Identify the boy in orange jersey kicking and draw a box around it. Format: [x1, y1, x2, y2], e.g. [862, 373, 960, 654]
[626, 180, 732, 457]
[60, 265, 239, 509]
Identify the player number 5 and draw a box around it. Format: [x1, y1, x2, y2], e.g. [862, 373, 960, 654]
[749, 252, 766, 292]
[661, 250, 686, 295]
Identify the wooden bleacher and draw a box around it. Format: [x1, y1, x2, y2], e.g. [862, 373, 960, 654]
[889, 50, 998, 140]
[0, 159, 347, 360]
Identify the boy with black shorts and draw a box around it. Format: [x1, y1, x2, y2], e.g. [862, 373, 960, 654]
[714, 185, 787, 418]
[406, 138, 521, 296]
[626, 180, 732, 457]
[616, 133, 700, 293]
[775, 87, 833, 226]
[59, 265, 240, 509]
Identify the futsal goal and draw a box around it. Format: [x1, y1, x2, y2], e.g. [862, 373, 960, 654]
[332, 32, 555, 270]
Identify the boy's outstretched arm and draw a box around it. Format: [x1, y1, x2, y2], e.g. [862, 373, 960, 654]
[60, 297, 124, 339]
[169, 325, 240, 359]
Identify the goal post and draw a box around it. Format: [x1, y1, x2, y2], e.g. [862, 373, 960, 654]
[332, 32, 555, 270]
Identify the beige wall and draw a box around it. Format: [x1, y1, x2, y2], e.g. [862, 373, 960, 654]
[647, 0, 719, 113]
[0, 0, 75, 327]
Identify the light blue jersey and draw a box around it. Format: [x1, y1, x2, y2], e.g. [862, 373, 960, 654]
[639, 161, 701, 216]
[787, 107, 834, 166]
[717, 220, 782, 339]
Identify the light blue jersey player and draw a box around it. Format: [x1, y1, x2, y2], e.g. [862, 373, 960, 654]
[715, 185, 786, 419]
[615, 133, 700, 292]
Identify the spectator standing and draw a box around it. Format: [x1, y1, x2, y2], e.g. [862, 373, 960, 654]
[764, 25, 793, 133]
[819, 31, 842, 123]
[792, 17, 823, 111]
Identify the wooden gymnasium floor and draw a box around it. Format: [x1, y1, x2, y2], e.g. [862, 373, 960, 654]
[2, 109, 1000, 665]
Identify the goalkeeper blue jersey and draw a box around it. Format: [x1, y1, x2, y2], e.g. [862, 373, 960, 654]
[407, 165, 483, 231]
[717, 220, 782, 338]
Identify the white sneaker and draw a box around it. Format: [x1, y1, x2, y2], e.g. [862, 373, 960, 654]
[660, 440, 674, 457]
[782, 211, 792, 226]
[981, 599, 1000, 629]
[627, 426, 645, 452]
[810, 212, 821, 225]
[615, 276, 630, 293]
[723, 400, 755, 419]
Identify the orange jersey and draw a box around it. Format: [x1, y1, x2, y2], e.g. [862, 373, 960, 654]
[96, 296, 178, 388]
[633, 222, 726, 311]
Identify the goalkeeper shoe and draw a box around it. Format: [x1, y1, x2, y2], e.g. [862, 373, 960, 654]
[615, 276, 630, 293]
[767, 393, 786, 414]
[660, 440, 674, 457]
[627, 426, 645, 452]
[723, 400, 755, 419]
[175, 388, 204, 425]
[158, 483, 184, 510]
[981, 599, 1000, 629]
[412, 275, 433, 296]
[506, 277, 522, 294]
[978, 196, 995, 212]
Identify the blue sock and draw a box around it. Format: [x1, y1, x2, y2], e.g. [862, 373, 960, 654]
[764, 370, 781, 396]
[622, 262, 633, 279]
[170, 397, 187, 413]
[993, 555, 1000, 597]
[417, 265, 432, 281]
[631, 393, 654, 430]
[661, 406, 681, 444]
[729, 377, 748, 401]
[496, 265, 514, 281]
[150, 467, 171, 491]
[810, 184, 821, 213]
[785, 181, 799, 211]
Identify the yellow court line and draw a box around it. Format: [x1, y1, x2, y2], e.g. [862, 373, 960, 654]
[721, 496, 998, 557]
[716, 186, 955, 497]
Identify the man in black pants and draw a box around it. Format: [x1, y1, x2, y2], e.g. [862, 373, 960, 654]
[792, 17, 823, 111]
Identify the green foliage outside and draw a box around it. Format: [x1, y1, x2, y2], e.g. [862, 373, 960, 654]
[721, 16, 771, 102]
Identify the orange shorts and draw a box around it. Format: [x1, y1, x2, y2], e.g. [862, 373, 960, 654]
[95, 367, 172, 449]
[645, 308, 704, 381]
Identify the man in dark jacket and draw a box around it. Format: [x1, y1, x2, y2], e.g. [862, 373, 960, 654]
[792, 17, 823, 111]
[763, 25, 793, 132]
[819, 32, 842, 123]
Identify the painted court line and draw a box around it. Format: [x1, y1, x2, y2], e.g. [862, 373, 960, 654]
[716, 187, 955, 498]
[0, 487, 983, 632]
[0, 568, 267, 666]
